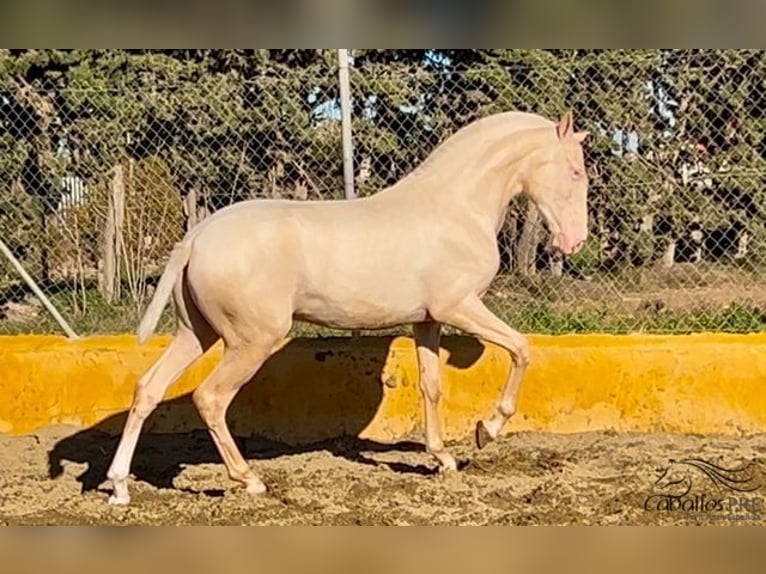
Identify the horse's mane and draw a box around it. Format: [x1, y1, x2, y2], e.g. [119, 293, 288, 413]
[405, 111, 555, 180]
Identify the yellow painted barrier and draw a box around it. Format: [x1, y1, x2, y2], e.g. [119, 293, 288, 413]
[1, 333, 765, 443]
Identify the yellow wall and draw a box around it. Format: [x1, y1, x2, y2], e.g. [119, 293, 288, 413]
[1, 333, 765, 443]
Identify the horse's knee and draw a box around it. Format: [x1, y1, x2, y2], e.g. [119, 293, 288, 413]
[512, 336, 530, 368]
[419, 378, 442, 404]
[131, 385, 161, 420]
[418, 364, 442, 403]
[192, 387, 216, 419]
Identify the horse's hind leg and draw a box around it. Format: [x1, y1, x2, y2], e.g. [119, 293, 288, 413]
[106, 278, 217, 506]
[191, 319, 291, 496]
[106, 325, 213, 504]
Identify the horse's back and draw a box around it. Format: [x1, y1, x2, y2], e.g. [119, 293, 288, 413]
[186, 195, 423, 283]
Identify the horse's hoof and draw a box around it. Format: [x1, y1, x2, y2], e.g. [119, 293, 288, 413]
[108, 493, 130, 506]
[437, 453, 458, 472]
[475, 420, 494, 450]
[245, 478, 268, 496]
[107, 478, 131, 506]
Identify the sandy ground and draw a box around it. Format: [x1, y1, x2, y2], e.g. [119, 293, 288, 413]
[1, 426, 765, 525]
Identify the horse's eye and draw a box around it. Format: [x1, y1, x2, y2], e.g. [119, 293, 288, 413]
[572, 168, 584, 179]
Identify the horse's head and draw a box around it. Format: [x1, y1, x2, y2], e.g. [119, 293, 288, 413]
[524, 112, 590, 256]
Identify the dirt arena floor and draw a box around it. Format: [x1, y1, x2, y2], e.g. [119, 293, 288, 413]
[1, 425, 765, 525]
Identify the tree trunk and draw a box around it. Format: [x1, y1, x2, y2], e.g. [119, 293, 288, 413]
[516, 201, 539, 277]
[356, 155, 371, 188]
[596, 208, 610, 265]
[113, 164, 125, 297]
[10, 77, 58, 285]
[503, 210, 518, 273]
[662, 239, 676, 268]
[100, 163, 125, 303]
[198, 185, 211, 222]
[40, 208, 50, 285]
[690, 228, 703, 263]
[184, 186, 199, 232]
[735, 229, 749, 260]
[549, 252, 564, 278]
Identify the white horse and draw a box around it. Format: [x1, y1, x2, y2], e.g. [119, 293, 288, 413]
[105, 110, 589, 505]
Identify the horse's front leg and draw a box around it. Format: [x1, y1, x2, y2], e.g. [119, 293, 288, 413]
[413, 320, 457, 471]
[432, 295, 530, 448]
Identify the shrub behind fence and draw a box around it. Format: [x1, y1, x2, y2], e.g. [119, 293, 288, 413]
[1, 49, 765, 336]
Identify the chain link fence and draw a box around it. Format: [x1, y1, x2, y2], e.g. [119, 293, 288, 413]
[1, 49, 765, 337]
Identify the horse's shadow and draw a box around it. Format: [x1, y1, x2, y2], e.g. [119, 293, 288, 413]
[46, 335, 487, 495]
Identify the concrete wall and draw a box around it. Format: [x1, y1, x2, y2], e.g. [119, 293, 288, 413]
[1, 333, 765, 443]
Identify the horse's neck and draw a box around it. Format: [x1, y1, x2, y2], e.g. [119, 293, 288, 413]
[389, 129, 542, 232]
[369, 127, 550, 235]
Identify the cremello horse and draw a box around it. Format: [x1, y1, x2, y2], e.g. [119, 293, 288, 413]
[105, 110, 589, 505]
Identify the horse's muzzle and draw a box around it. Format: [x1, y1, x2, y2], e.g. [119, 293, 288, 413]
[551, 232, 586, 256]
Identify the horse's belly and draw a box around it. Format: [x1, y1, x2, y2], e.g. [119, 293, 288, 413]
[293, 290, 428, 330]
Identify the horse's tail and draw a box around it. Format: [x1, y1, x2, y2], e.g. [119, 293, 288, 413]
[137, 240, 192, 345]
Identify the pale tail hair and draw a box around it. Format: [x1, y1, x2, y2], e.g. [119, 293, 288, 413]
[137, 240, 192, 345]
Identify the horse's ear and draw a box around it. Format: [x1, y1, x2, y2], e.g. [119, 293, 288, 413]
[574, 130, 589, 143]
[556, 112, 574, 139]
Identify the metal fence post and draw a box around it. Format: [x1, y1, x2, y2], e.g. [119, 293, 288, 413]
[338, 48, 362, 339]
[338, 49, 356, 201]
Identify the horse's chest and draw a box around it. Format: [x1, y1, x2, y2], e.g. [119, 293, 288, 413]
[445, 234, 501, 278]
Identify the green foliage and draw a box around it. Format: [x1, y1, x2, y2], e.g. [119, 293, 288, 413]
[0, 50, 765, 335]
[4, 284, 762, 337]
[488, 300, 765, 335]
